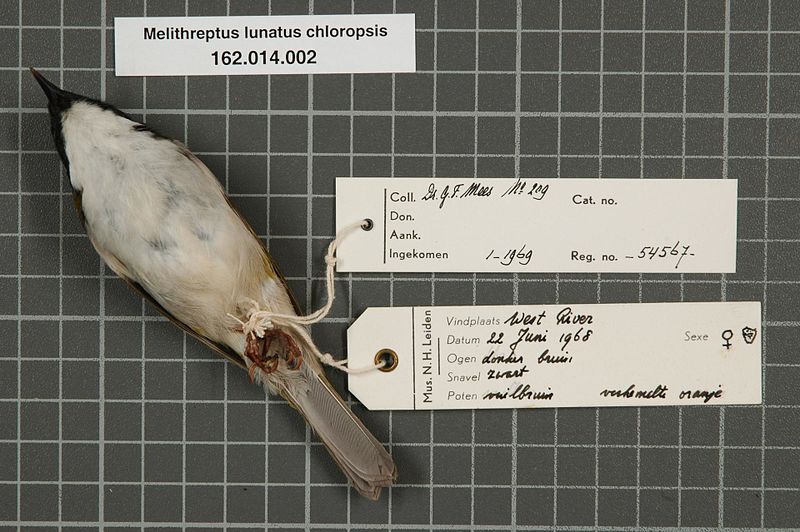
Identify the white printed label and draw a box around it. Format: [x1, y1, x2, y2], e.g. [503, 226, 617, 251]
[114, 14, 415, 76]
[348, 302, 762, 410]
[335, 178, 737, 273]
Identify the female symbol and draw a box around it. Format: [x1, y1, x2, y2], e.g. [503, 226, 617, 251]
[721, 329, 733, 350]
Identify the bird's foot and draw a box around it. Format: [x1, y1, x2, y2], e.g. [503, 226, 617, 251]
[244, 328, 303, 380]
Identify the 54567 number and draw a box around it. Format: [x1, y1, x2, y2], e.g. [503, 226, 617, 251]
[211, 49, 317, 66]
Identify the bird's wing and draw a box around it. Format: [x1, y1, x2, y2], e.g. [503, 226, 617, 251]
[84, 221, 246, 369]
[122, 276, 247, 369]
[179, 144, 304, 316]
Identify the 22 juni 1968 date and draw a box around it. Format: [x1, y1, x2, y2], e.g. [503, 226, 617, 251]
[211, 49, 317, 66]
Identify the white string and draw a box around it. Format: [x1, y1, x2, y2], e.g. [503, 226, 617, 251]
[227, 219, 384, 375]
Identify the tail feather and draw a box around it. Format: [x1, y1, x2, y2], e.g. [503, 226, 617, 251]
[281, 364, 397, 500]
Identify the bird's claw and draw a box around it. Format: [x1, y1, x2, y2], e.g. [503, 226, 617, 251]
[244, 328, 303, 380]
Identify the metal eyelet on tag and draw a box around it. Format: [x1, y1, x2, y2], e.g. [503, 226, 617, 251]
[375, 348, 398, 372]
[362, 218, 374, 231]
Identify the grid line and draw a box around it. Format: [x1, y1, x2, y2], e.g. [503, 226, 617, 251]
[717, 3, 733, 525]
[264, 0, 272, 525]
[636, 5, 647, 527]
[761, 0, 773, 527]
[15, 1, 21, 524]
[96, 0, 107, 518]
[181, 2, 189, 527]
[677, 0, 688, 526]
[13, 106, 800, 117]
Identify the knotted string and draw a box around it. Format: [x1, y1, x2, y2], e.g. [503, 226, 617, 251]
[228, 219, 383, 375]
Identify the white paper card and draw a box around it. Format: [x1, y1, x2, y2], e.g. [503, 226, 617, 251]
[114, 14, 415, 76]
[335, 178, 737, 273]
[348, 302, 762, 410]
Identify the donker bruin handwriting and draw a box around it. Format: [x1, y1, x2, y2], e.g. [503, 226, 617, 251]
[347, 302, 761, 411]
[434, 306, 752, 407]
[443, 307, 723, 404]
[29, 68, 395, 500]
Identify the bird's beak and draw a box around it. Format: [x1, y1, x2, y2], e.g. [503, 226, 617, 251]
[29, 67, 74, 112]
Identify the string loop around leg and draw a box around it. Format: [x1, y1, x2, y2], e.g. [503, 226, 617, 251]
[228, 219, 384, 375]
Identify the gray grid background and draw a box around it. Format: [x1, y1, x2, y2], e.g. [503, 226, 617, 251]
[0, 0, 799, 529]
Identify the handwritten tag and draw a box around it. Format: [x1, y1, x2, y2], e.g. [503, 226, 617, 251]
[335, 178, 737, 273]
[114, 14, 415, 76]
[348, 302, 761, 410]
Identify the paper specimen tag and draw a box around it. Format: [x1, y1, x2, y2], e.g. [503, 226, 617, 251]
[348, 302, 762, 410]
[335, 178, 737, 273]
[114, 14, 415, 76]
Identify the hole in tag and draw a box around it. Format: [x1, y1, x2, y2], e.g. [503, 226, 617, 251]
[362, 218, 374, 231]
[375, 348, 398, 372]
